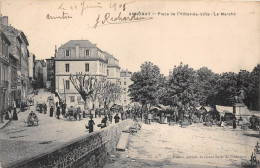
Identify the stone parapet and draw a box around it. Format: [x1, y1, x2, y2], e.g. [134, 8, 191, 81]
[4, 119, 134, 168]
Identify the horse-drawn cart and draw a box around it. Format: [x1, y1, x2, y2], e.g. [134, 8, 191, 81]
[65, 106, 81, 121]
[251, 142, 260, 166]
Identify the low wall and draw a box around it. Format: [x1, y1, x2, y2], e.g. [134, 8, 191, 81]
[6, 119, 134, 168]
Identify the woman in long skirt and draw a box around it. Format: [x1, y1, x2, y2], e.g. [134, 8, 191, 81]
[56, 105, 61, 119]
[87, 115, 95, 133]
[12, 107, 18, 120]
[50, 106, 54, 117]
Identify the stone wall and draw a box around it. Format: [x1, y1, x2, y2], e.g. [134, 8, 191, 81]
[6, 119, 133, 168]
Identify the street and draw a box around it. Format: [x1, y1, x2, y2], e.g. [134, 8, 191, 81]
[105, 122, 258, 168]
[0, 89, 116, 167]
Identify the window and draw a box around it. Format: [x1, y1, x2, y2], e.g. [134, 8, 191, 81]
[77, 96, 81, 102]
[65, 80, 70, 89]
[124, 81, 126, 85]
[70, 96, 75, 102]
[107, 69, 109, 76]
[65, 50, 70, 56]
[65, 64, 69, 72]
[85, 50, 90, 56]
[85, 63, 89, 72]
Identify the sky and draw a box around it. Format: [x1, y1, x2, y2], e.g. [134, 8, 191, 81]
[1, 0, 259, 75]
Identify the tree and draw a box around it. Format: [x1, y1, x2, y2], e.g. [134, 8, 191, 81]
[214, 72, 237, 106]
[69, 73, 100, 112]
[129, 62, 165, 110]
[164, 62, 199, 119]
[248, 65, 260, 110]
[196, 67, 219, 106]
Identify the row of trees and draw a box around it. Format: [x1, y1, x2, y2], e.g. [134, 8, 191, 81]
[69, 72, 122, 112]
[129, 62, 260, 112]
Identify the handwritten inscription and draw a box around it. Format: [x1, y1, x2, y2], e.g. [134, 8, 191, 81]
[109, 1, 135, 11]
[93, 12, 153, 28]
[58, 1, 102, 16]
[46, 11, 72, 19]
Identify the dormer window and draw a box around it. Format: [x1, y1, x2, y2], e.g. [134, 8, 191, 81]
[85, 50, 90, 56]
[65, 50, 70, 57]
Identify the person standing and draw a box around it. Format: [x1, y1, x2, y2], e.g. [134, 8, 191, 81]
[148, 112, 153, 124]
[56, 105, 61, 119]
[87, 115, 95, 133]
[12, 106, 18, 120]
[50, 106, 54, 117]
[43, 103, 47, 114]
[161, 113, 165, 124]
[39, 104, 43, 113]
[233, 117, 237, 129]
[114, 113, 120, 123]
[62, 103, 66, 117]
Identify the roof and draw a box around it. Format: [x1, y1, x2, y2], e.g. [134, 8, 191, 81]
[216, 105, 253, 116]
[1, 24, 20, 36]
[0, 31, 11, 45]
[1, 24, 29, 45]
[105, 51, 118, 61]
[60, 40, 97, 49]
[35, 60, 46, 67]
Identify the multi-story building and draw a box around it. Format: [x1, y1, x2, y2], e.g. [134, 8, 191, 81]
[1, 16, 30, 102]
[105, 52, 120, 84]
[0, 30, 11, 122]
[34, 60, 46, 89]
[46, 57, 55, 92]
[28, 53, 35, 93]
[9, 54, 18, 107]
[54, 40, 107, 106]
[120, 69, 133, 107]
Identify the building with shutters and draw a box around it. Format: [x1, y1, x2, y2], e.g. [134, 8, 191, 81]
[54, 40, 109, 106]
[120, 69, 133, 107]
[105, 52, 120, 84]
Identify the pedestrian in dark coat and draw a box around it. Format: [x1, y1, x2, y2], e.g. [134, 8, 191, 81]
[56, 105, 61, 119]
[87, 115, 95, 133]
[12, 107, 18, 120]
[62, 103, 66, 116]
[233, 117, 237, 129]
[39, 104, 43, 113]
[43, 104, 47, 114]
[114, 113, 120, 123]
[4, 109, 9, 120]
[50, 106, 54, 117]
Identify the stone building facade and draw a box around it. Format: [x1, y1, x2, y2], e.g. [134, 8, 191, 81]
[1, 16, 30, 103]
[34, 60, 46, 89]
[105, 52, 120, 84]
[46, 57, 55, 92]
[54, 40, 108, 107]
[120, 69, 133, 108]
[0, 30, 11, 122]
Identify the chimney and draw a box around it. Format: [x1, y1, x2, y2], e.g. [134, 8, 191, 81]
[55, 45, 57, 57]
[2, 16, 8, 26]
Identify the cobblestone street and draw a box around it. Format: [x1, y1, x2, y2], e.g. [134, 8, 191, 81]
[0, 89, 115, 167]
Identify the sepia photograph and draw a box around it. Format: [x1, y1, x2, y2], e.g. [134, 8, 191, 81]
[0, 0, 259, 167]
